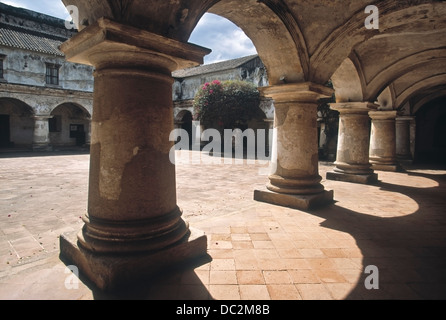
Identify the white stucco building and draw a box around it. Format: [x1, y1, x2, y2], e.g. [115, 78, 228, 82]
[0, 3, 93, 151]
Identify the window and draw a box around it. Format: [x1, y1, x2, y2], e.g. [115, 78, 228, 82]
[46, 64, 60, 85]
[0, 56, 5, 79]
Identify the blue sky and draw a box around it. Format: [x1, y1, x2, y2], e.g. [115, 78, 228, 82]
[0, 0, 257, 64]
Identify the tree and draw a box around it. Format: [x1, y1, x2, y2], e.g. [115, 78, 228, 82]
[193, 80, 262, 130]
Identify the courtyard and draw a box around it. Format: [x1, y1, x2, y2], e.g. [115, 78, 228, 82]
[0, 150, 445, 300]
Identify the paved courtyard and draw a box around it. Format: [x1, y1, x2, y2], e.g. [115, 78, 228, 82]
[0, 150, 445, 300]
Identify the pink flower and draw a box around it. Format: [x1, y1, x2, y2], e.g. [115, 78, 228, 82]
[212, 80, 221, 85]
[209, 90, 214, 94]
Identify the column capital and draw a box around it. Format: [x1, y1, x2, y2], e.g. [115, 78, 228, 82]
[259, 82, 334, 104]
[330, 102, 378, 114]
[369, 110, 398, 120]
[60, 18, 211, 72]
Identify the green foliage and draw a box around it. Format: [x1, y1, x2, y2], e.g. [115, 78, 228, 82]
[193, 80, 261, 130]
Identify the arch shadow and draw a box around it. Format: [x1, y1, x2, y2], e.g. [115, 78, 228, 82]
[311, 168, 446, 299]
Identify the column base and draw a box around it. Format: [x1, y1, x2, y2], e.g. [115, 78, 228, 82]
[254, 187, 334, 211]
[60, 227, 208, 292]
[371, 163, 402, 172]
[326, 171, 378, 185]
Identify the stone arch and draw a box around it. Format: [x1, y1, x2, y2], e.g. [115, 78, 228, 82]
[376, 86, 395, 110]
[331, 57, 364, 103]
[50, 102, 91, 147]
[365, 51, 446, 102]
[50, 101, 92, 118]
[0, 97, 35, 148]
[310, 0, 446, 84]
[49, 98, 93, 117]
[64, 0, 308, 85]
[174, 109, 194, 124]
[396, 74, 446, 110]
[206, 0, 306, 85]
[413, 89, 446, 115]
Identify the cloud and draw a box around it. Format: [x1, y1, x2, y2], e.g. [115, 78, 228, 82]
[189, 13, 257, 64]
[1, 0, 69, 19]
[1, 2, 256, 64]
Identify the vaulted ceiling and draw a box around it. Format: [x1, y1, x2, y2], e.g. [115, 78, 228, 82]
[62, 0, 446, 110]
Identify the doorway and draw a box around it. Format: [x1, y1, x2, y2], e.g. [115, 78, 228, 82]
[0, 114, 11, 148]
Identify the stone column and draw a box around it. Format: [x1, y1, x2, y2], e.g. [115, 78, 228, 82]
[254, 83, 334, 210]
[369, 110, 400, 172]
[32, 115, 52, 151]
[58, 18, 211, 291]
[396, 116, 414, 161]
[326, 102, 378, 184]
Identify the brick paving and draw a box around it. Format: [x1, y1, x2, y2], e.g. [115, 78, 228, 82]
[0, 150, 445, 300]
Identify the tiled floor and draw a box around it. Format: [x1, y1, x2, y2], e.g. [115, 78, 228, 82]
[0, 150, 445, 300]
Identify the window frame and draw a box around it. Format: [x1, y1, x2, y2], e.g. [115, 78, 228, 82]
[45, 63, 61, 86]
[0, 55, 5, 79]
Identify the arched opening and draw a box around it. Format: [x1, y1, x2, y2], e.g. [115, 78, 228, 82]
[174, 110, 194, 149]
[202, 0, 306, 85]
[189, 13, 257, 65]
[0, 98, 34, 149]
[50, 103, 91, 148]
[185, 5, 290, 158]
[415, 96, 446, 165]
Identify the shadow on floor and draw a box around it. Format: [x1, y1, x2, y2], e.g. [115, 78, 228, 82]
[312, 169, 446, 299]
[59, 254, 214, 300]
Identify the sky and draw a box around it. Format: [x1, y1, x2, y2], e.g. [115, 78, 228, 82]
[0, 0, 257, 64]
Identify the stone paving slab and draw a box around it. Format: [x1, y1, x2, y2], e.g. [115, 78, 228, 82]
[0, 150, 445, 300]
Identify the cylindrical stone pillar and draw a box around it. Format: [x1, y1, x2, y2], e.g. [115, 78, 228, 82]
[369, 110, 400, 172]
[81, 67, 187, 253]
[58, 18, 211, 291]
[254, 83, 334, 210]
[396, 116, 414, 161]
[32, 115, 52, 151]
[326, 102, 378, 184]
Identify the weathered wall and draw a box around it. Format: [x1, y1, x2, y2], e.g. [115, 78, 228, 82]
[0, 47, 94, 92]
